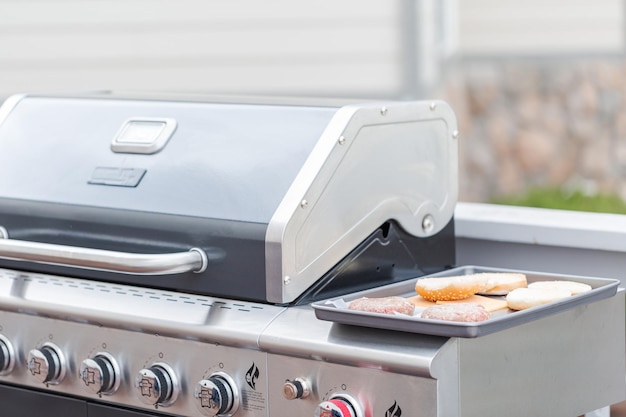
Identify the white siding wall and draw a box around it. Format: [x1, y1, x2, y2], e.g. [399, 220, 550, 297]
[0, 0, 411, 99]
[458, 0, 624, 55]
[0, 0, 623, 100]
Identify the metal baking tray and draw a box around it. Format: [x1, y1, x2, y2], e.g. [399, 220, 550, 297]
[311, 266, 621, 338]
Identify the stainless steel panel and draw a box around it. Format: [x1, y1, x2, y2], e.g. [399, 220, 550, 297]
[266, 100, 458, 303]
[454, 289, 626, 416]
[0, 310, 270, 417]
[266, 354, 438, 417]
[259, 305, 449, 377]
[0, 94, 336, 224]
[0, 269, 284, 347]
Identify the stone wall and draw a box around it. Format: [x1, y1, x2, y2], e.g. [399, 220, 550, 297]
[440, 58, 626, 203]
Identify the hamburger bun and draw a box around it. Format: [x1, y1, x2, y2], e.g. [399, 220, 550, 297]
[415, 274, 489, 301]
[506, 287, 572, 311]
[408, 294, 509, 312]
[479, 272, 527, 295]
[415, 272, 528, 301]
[527, 280, 592, 295]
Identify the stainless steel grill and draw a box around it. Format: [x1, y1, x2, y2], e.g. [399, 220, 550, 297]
[0, 93, 622, 417]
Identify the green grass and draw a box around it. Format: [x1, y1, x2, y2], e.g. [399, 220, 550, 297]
[490, 186, 626, 214]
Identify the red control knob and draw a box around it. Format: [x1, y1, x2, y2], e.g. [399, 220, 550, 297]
[315, 394, 363, 417]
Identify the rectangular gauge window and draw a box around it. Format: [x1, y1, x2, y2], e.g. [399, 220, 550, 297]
[111, 118, 176, 154]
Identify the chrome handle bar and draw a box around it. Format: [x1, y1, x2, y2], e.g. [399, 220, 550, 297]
[0, 227, 207, 275]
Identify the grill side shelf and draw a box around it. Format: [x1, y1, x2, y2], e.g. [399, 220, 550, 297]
[312, 266, 621, 338]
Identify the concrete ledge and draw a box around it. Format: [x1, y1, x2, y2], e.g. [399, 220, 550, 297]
[455, 202, 626, 252]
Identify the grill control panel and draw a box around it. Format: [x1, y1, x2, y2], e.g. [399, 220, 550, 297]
[0, 310, 269, 416]
[267, 354, 437, 417]
[0, 309, 437, 417]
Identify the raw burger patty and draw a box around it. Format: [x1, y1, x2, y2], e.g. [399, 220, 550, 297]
[420, 303, 490, 322]
[348, 296, 415, 315]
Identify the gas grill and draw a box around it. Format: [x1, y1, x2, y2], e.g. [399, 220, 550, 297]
[0, 93, 622, 417]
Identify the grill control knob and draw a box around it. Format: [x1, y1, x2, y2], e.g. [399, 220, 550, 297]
[80, 352, 120, 395]
[315, 394, 364, 417]
[194, 372, 240, 416]
[0, 335, 15, 375]
[27, 342, 66, 384]
[282, 377, 311, 400]
[135, 362, 179, 407]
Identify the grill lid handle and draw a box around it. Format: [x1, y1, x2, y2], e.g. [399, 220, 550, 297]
[0, 229, 208, 275]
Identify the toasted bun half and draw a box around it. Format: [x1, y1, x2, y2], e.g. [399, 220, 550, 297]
[479, 272, 528, 295]
[506, 287, 571, 311]
[437, 294, 509, 312]
[415, 274, 489, 302]
[527, 280, 592, 296]
[408, 294, 509, 312]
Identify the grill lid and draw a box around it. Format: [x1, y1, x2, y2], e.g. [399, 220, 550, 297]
[0, 93, 458, 304]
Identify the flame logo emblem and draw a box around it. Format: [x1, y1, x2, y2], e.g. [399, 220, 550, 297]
[245, 362, 260, 390]
[385, 401, 402, 417]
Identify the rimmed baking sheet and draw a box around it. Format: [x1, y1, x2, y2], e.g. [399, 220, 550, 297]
[311, 266, 620, 338]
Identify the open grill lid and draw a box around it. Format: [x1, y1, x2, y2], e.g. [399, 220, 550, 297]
[0, 93, 458, 304]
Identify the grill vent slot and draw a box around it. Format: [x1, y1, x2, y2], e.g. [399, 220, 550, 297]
[0, 269, 266, 314]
